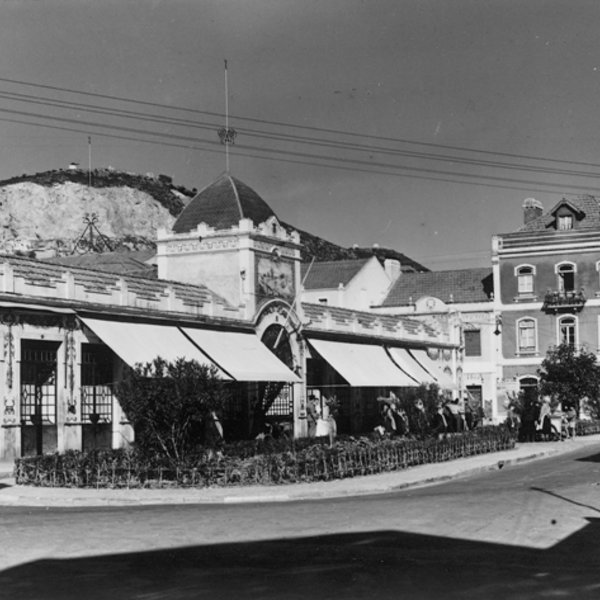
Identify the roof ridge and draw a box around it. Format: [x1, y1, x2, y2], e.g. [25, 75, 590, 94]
[226, 173, 244, 219]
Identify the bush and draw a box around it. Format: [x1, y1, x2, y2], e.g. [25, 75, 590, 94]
[576, 419, 600, 436]
[14, 426, 515, 489]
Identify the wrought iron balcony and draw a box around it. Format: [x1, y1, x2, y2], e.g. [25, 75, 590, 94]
[542, 289, 586, 313]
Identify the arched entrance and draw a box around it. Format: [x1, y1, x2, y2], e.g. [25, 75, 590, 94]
[253, 300, 305, 438]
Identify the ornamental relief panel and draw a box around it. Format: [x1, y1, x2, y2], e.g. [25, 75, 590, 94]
[64, 326, 78, 422]
[165, 237, 239, 254]
[1, 316, 16, 424]
[253, 241, 297, 259]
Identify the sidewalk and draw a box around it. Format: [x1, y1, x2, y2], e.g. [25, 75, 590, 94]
[1, 435, 599, 507]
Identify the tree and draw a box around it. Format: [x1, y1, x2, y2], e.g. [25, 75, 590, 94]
[115, 357, 230, 464]
[538, 344, 600, 416]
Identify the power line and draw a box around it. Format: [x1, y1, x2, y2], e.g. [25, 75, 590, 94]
[2, 103, 599, 192]
[2, 88, 600, 181]
[1, 114, 599, 197]
[2, 76, 600, 171]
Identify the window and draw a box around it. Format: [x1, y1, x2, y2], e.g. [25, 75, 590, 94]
[318, 297, 328, 305]
[81, 344, 114, 424]
[516, 265, 535, 295]
[517, 319, 536, 353]
[557, 215, 573, 230]
[556, 262, 576, 293]
[558, 316, 577, 347]
[464, 329, 481, 357]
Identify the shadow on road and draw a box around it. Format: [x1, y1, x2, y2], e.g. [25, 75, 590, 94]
[1, 518, 599, 599]
[576, 451, 600, 463]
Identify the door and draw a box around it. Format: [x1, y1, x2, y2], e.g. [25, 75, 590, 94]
[20, 341, 59, 456]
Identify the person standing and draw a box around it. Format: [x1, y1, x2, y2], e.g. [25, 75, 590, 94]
[565, 405, 577, 440]
[537, 397, 552, 441]
[431, 404, 448, 440]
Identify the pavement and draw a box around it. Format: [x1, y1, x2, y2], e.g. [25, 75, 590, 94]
[0, 434, 599, 507]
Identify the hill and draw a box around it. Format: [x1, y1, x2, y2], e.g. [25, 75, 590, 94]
[0, 168, 428, 271]
[0, 168, 193, 257]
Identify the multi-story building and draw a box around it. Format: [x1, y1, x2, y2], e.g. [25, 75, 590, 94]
[493, 196, 600, 412]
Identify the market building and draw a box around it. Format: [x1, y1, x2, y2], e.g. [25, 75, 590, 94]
[0, 173, 459, 460]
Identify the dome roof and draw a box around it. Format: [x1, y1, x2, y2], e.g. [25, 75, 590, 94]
[172, 173, 278, 233]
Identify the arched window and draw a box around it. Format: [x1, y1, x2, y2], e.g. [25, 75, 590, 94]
[558, 315, 577, 347]
[556, 262, 576, 293]
[517, 318, 537, 353]
[515, 265, 535, 296]
[519, 376, 539, 405]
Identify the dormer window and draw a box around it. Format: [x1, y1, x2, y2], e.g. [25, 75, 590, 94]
[548, 199, 585, 231]
[558, 215, 573, 230]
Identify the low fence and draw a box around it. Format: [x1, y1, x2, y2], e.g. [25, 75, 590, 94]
[576, 419, 600, 436]
[15, 426, 515, 489]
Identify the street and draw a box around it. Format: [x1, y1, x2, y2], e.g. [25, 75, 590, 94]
[1, 443, 600, 599]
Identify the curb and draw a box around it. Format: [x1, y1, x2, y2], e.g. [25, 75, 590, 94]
[0, 440, 591, 507]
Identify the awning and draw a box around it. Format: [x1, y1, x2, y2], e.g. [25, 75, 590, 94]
[180, 327, 301, 383]
[308, 339, 418, 387]
[408, 348, 456, 390]
[80, 317, 231, 379]
[386, 347, 436, 385]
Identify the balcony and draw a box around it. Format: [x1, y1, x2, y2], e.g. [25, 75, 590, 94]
[542, 289, 586, 313]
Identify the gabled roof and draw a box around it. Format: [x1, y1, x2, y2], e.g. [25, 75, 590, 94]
[172, 173, 277, 233]
[548, 198, 585, 219]
[381, 267, 493, 307]
[301, 258, 371, 290]
[520, 195, 600, 231]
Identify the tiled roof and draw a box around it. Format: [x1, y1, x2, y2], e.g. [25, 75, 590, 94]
[172, 173, 277, 233]
[44, 251, 157, 278]
[302, 302, 436, 337]
[301, 258, 370, 290]
[519, 195, 600, 231]
[1, 254, 233, 311]
[381, 268, 493, 307]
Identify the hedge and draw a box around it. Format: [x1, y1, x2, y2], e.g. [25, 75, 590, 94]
[14, 426, 515, 489]
[576, 419, 600, 436]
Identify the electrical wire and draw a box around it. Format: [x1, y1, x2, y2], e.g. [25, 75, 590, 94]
[2, 76, 600, 171]
[2, 88, 600, 180]
[1, 115, 598, 197]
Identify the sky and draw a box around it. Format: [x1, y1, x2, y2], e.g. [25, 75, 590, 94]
[2, 0, 600, 270]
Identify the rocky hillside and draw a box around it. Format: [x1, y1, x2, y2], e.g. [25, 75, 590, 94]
[0, 168, 194, 257]
[0, 167, 429, 272]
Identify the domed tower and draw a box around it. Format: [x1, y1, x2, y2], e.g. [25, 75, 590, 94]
[156, 173, 302, 319]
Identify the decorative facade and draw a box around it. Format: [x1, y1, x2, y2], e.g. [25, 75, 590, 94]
[0, 173, 459, 460]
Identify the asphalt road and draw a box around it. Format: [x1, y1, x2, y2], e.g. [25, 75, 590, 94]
[1, 443, 600, 599]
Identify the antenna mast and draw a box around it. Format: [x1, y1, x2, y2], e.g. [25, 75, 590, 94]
[87, 135, 92, 189]
[218, 59, 237, 171]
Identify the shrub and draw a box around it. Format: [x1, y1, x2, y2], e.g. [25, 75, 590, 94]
[15, 426, 515, 489]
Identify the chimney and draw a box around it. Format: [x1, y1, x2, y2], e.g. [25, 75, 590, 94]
[384, 258, 401, 282]
[523, 198, 543, 224]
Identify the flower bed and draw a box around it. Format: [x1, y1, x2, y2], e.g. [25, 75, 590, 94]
[14, 426, 515, 489]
